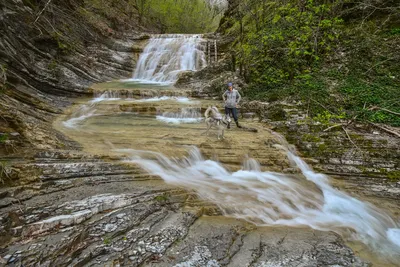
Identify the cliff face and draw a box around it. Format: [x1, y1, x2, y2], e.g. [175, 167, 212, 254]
[0, 0, 153, 154]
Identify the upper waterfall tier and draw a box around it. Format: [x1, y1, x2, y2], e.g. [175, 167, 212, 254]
[131, 34, 207, 84]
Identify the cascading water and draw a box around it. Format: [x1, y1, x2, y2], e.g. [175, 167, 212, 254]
[63, 34, 206, 127]
[63, 91, 123, 128]
[156, 107, 202, 124]
[122, 147, 400, 261]
[91, 91, 121, 103]
[59, 31, 398, 263]
[131, 34, 207, 84]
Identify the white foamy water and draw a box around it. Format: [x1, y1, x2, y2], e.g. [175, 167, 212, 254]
[90, 92, 197, 103]
[132, 34, 207, 84]
[63, 92, 119, 128]
[132, 96, 198, 104]
[63, 105, 97, 128]
[122, 147, 400, 259]
[388, 228, 400, 247]
[62, 92, 200, 128]
[90, 92, 121, 103]
[156, 107, 202, 124]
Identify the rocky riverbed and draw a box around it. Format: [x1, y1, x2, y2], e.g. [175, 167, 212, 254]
[1, 81, 399, 266]
[1, 2, 399, 264]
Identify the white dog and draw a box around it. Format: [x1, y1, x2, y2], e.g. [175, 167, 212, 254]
[203, 106, 231, 140]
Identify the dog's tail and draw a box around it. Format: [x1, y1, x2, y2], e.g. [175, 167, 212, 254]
[204, 106, 212, 118]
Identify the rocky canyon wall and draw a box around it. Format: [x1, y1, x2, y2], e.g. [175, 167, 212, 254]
[0, 0, 153, 153]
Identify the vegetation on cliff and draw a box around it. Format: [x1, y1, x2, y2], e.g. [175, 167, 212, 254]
[134, 0, 225, 33]
[219, 0, 400, 126]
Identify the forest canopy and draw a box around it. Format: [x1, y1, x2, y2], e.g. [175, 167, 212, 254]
[134, 0, 226, 33]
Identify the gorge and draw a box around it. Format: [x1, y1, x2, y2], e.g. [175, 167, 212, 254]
[1, 0, 399, 266]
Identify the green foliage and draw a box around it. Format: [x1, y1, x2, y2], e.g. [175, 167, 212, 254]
[154, 194, 169, 202]
[0, 134, 8, 144]
[389, 28, 400, 35]
[338, 76, 400, 126]
[136, 0, 222, 33]
[79, 0, 221, 33]
[302, 133, 321, 143]
[313, 110, 346, 126]
[224, 0, 400, 126]
[232, 0, 343, 86]
[103, 236, 111, 245]
[387, 171, 400, 181]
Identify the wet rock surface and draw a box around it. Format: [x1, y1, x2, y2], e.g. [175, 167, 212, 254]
[0, 85, 377, 266]
[0, 150, 368, 266]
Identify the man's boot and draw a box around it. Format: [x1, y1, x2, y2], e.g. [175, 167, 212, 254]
[235, 120, 242, 128]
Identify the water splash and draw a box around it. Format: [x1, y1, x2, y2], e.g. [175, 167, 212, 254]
[156, 108, 202, 124]
[131, 35, 207, 84]
[121, 147, 400, 260]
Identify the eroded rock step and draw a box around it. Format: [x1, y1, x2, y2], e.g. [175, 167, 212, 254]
[1, 165, 368, 267]
[4, 84, 395, 266]
[0, 151, 206, 266]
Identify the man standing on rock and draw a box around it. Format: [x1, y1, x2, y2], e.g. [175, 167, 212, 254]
[222, 82, 242, 129]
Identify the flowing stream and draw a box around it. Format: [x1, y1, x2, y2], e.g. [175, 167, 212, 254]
[56, 34, 400, 264]
[122, 147, 400, 259]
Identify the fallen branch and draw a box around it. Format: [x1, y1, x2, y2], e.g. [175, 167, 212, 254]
[323, 124, 342, 132]
[363, 57, 394, 74]
[323, 113, 359, 132]
[368, 106, 400, 116]
[368, 121, 400, 138]
[342, 126, 361, 150]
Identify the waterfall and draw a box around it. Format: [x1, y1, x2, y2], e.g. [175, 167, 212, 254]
[132, 34, 207, 84]
[122, 147, 400, 260]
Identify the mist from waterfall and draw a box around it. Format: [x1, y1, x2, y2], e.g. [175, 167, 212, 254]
[131, 34, 207, 84]
[122, 147, 400, 261]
